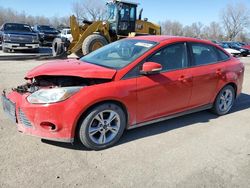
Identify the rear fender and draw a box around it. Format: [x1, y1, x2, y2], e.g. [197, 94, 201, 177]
[211, 71, 239, 103]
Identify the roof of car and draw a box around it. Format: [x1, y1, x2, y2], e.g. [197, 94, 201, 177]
[131, 35, 214, 44]
[4, 22, 30, 26]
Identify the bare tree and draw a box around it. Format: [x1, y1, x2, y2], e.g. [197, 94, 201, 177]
[0, 6, 70, 28]
[182, 22, 203, 38]
[221, 3, 250, 41]
[72, 0, 106, 21]
[161, 20, 183, 36]
[202, 22, 224, 41]
[190, 22, 204, 38]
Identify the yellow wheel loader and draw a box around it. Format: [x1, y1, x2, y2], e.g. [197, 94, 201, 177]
[52, 0, 161, 57]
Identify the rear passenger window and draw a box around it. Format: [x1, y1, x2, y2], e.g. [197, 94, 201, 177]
[147, 43, 188, 71]
[190, 43, 218, 66]
[217, 48, 230, 61]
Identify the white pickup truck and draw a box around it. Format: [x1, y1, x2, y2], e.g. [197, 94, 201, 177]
[60, 28, 73, 42]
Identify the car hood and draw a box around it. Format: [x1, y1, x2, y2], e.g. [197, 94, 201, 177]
[224, 48, 240, 53]
[26, 59, 117, 79]
[4, 31, 37, 36]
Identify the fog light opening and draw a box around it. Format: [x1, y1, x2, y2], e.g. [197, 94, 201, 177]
[40, 122, 56, 131]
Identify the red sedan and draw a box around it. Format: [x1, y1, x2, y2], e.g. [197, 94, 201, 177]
[2, 36, 245, 150]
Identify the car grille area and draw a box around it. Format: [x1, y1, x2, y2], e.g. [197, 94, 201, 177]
[1, 95, 16, 122]
[18, 108, 32, 127]
[10, 35, 33, 43]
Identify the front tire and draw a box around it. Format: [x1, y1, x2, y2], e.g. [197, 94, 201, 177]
[78, 103, 126, 150]
[82, 34, 108, 55]
[212, 85, 235, 115]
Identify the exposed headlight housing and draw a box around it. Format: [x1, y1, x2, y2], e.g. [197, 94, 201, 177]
[27, 86, 82, 104]
[3, 34, 11, 42]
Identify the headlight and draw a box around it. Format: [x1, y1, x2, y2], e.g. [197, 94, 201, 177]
[39, 32, 45, 38]
[27, 86, 82, 104]
[32, 35, 39, 43]
[239, 49, 246, 52]
[3, 34, 11, 42]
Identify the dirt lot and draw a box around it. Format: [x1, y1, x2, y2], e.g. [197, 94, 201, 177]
[0, 57, 250, 188]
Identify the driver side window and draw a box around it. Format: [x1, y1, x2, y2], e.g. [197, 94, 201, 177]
[147, 43, 188, 72]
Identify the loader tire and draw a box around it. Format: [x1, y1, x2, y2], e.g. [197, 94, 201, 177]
[52, 38, 64, 56]
[82, 34, 108, 55]
[75, 49, 83, 58]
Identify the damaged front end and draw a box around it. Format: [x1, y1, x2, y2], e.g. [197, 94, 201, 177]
[13, 75, 111, 94]
[1, 75, 113, 142]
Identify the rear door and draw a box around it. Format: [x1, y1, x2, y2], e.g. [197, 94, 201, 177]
[187, 43, 229, 107]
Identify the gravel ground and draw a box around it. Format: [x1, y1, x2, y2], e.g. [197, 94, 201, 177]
[0, 57, 250, 188]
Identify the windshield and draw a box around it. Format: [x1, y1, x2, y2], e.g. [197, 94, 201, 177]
[39, 25, 56, 31]
[220, 43, 229, 48]
[4, 23, 32, 32]
[107, 3, 117, 21]
[80, 39, 157, 69]
[231, 43, 241, 48]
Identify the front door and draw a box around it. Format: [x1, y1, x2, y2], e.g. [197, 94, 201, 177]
[136, 43, 193, 124]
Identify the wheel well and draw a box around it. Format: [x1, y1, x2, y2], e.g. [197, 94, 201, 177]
[74, 100, 128, 138]
[226, 82, 237, 98]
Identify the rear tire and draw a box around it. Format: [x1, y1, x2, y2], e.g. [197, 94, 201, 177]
[78, 103, 126, 150]
[82, 34, 108, 55]
[211, 85, 235, 115]
[52, 38, 64, 56]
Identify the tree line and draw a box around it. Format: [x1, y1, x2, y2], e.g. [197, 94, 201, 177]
[0, 7, 69, 28]
[160, 3, 250, 42]
[0, 1, 249, 42]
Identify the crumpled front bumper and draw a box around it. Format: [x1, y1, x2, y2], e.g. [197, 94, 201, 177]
[1, 90, 77, 143]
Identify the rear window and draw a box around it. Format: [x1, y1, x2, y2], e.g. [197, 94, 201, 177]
[216, 48, 230, 61]
[190, 43, 229, 66]
[38, 25, 56, 31]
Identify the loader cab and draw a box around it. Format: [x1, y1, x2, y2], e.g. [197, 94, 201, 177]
[107, 1, 137, 36]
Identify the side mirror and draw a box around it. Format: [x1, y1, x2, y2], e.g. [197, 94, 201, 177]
[140, 62, 162, 75]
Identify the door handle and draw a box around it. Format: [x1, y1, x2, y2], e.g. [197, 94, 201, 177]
[216, 69, 223, 76]
[178, 75, 192, 83]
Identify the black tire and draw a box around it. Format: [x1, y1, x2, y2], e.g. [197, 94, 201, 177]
[52, 38, 64, 56]
[211, 85, 235, 116]
[78, 103, 126, 150]
[82, 34, 108, 55]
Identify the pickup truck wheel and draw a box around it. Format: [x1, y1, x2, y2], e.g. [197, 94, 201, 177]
[78, 103, 126, 150]
[82, 34, 108, 55]
[52, 38, 64, 56]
